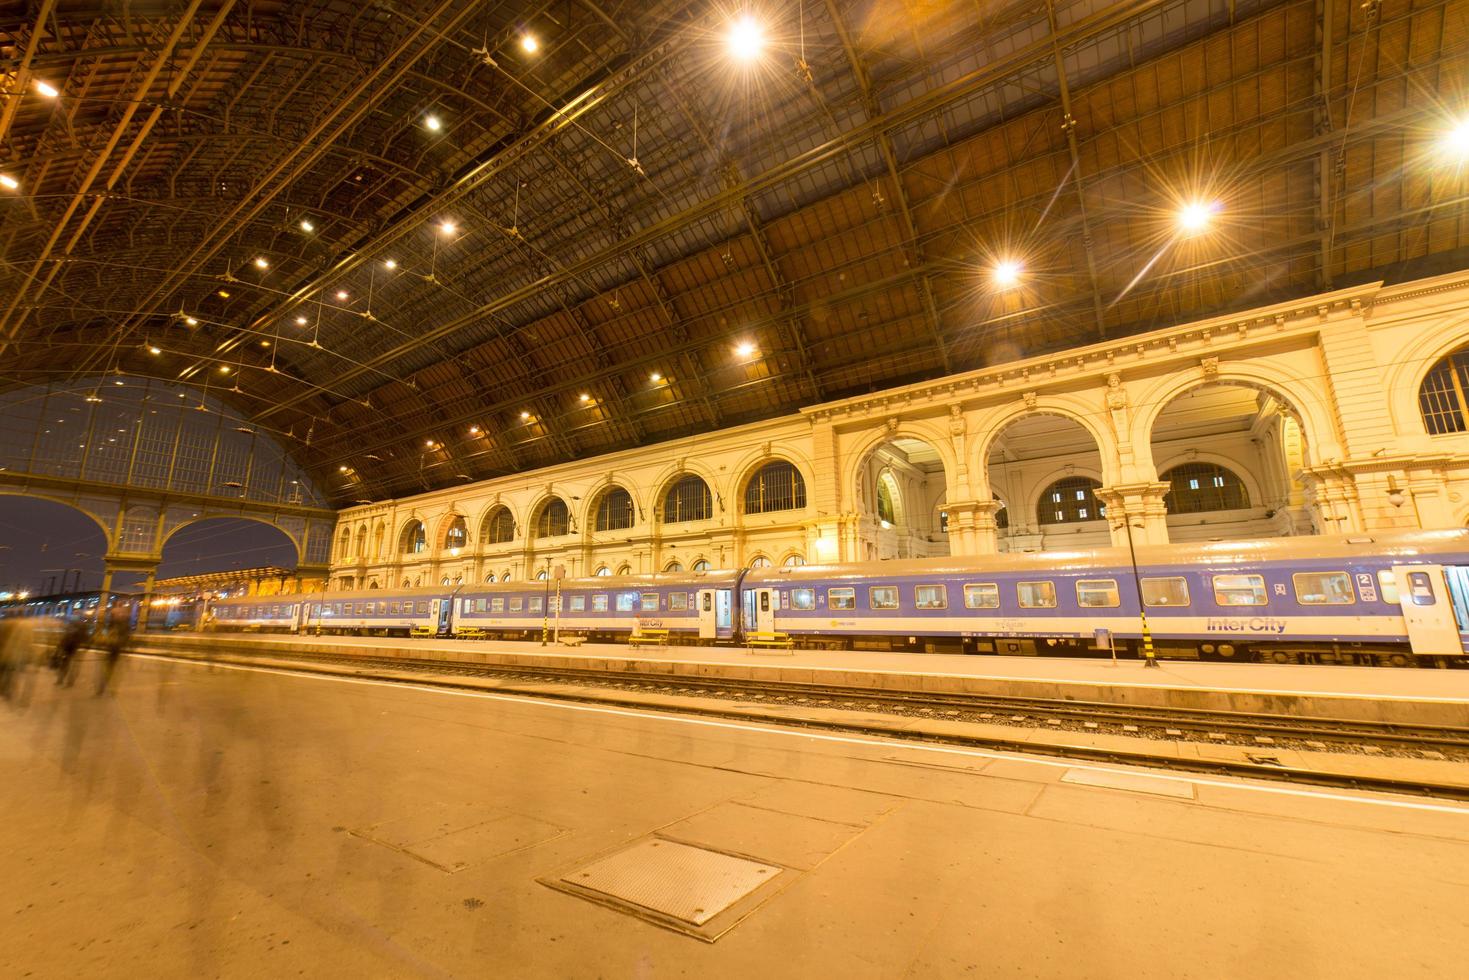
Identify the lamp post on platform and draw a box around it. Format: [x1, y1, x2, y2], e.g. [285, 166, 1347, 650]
[1113, 514, 1159, 669]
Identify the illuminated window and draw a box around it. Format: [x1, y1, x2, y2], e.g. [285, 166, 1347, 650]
[692, 559, 711, 572]
[782, 555, 805, 567]
[399, 520, 426, 554]
[663, 475, 712, 522]
[1017, 581, 1057, 608]
[1213, 574, 1267, 606]
[1037, 478, 1103, 525]
[791, 588, 815, 610]
[595, 566, 611, 576]
[745, 461, 806, 514]
[914, 584, 947, 609]
[749, 555, 771, 569]
[535, 498, 568, 537]
[664, 562, 683, 573]
[1292, 571, 1354, 605]
[443, 515, 468, 551]
[595, 487, 634, 531]
[963, 583, 999, 609]
[868, 586, 899, 610]
[1075, 579, 1120, 608]
[1162, 463, 1249, 514]
[1419, 347, 1469, 434]
[876, 480, 896, 524]
[1141, 577, 1190, 606]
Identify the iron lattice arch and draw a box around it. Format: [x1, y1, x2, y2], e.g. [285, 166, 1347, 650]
[1161, 463, 1251, 514]
[663, 476, 712, 523]
[1419, 347, 1469, 435]
[595, 488, 635, 531]
[744, 462, 806, 515]
[1038, 477, 1104, 525]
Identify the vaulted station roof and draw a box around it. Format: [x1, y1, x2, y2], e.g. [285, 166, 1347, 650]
[2, 0, 1466, 504]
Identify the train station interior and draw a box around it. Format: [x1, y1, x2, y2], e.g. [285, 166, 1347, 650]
[3, 0, 1469, 976]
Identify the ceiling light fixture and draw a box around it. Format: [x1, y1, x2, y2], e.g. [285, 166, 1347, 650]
[295, 315, 308, 326]
[438, 219, 457, 235]
[0, 175, 19, 190]
[425, 114, 442, 132]
[1176, 199, 1220, 235]
[578, 393, 591, 403]
[253, 256, 269, 269]
[469, 425, 480, 435]
[216, 289, 230, 298]
[520, 410, 531, 420]
[1444, 118, 1469, 161]
[335, 289, 348, 300]
[218, 365, 231, 374]
[148, 346, 161, 355]
[34, 80, 59, 98]
[520, 33, 539, 54]
[650, 371, 662, 382]
[299, 218, 314, 232]
[726, 14, 765, 61]
[425, 439, 436, 448]
[991, 259, 1023, 289]
[735, 340, 757, 358]
[384, 258, 397, 269]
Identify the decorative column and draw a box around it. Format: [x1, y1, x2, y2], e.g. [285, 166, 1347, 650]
[1096, 482, 1171, 547]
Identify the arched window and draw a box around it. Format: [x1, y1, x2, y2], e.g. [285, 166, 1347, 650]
[664, 561, 683, 573]
[1420, 347, 1469, 434]
[440, 576, 451, 586]
[482, 506, 515, 545]
[443, 515, 467, 552]
[616, 563, 632, 575]
[595, 487, 635, 531]
[355, 526, 367, 556]
[876, 478, 896, 524]
[663, 475, 712, 522]
[401, 578, 412, 588]
[595, 565, 611, 576]
[782, 554, 805, 567]
[371, 523, 384, 557]
[500, 571, 512, 582]
[1037, 477, 1104, 525]
[535, 498, 569, 538]
[749, 555, 771, 569]
[1162, 463, 1250, 514]
[399, 520, 427, 554]
[338, 528, 351, 560]
[535, 569, 549, 581]
[485, 572, 497, 583]
[692, 559, 711, 572]
[367, 579, 380, 589]
[745, 461, 806, 514]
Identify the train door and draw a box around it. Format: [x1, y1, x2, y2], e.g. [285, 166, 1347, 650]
[1392, 565, 1464, 655]
[746, 588, 776, 635]
[716, 589, 733, 638]
[437, 597, 453, 636]
[698, 590, 716, 640]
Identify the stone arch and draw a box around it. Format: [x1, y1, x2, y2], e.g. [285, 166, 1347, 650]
[983, 406, 1112, 553]
[528, 494, 571, 538]
[656, 471, 716, 525]
[337, 526, 351, 561]
[478, 503, 518, 548]
[366, 577, 381, 589]
[847, 422, 952, 559]
[648, 459, 723, 521]
[354, 525, 368, 557]
[840, 419, 958, 514]
[1132, 364, 1337, 465]
[1021, 464, 1107, 522]
[435, 513, 468, 552]
[729, 448, 816, 518]
[585, 479, 640, 534]
[398, 518, 427, 555]
[1384, 313, 1469, 440]
[974, 399, 1120, 491]
[1152, 451, 1267, 514]
[370, 520, 385, 559]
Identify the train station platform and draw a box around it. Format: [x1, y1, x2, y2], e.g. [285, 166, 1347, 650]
[137, 632, 1469, 729]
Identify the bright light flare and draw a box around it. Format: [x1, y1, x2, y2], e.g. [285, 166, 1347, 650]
[520, 33, 539, 54]
[253, 256, 269, 269]
[578, 392, 591, 403]
[424, 114, 442, 132]
[735, 340, 757, 358]
[649, 371, 662, 382]
[148, 346, 161, 355]
[1175, 199, 1220, 235]
[384, 258, 397, 269]
[991, 259, 1023, 289]
[1444, 118, 1469, 161]
[335, 289, 349, 300]
[35, 80, 59, 98]
[0, 174, 18, 190]
[299, 218, 315, 232]
[438, 219, 457, 235]
[295, 315, 308, 326]
[726, 15, 765, 61]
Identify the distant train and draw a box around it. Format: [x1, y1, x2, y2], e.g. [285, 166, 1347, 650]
[203, 530, 1469, 666]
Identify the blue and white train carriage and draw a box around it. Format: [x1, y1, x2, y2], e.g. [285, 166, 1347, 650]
[203, 530, 1469, 665]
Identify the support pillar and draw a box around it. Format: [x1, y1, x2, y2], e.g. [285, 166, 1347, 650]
[1096, 482, 1171, 547]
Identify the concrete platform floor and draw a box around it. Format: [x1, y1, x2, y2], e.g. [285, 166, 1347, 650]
[3, 652, 1469, 978]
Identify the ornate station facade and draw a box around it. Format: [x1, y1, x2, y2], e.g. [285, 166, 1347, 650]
[330, 270, 1469, 590]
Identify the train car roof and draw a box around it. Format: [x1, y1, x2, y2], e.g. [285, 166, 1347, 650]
[458, 569, 743, 591]
[744, 529, 1469, 583]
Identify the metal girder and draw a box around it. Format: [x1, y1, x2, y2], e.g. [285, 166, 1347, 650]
[821, 0, 952, 373]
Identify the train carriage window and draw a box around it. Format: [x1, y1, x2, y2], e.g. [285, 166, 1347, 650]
[593, 594, 609, 612]
[1405, 571, 1437, 606]
[791, 588, 816, 610]
[914, 584, 948, 610]
[490, 597, 505, 613]
[642, 593, 660, 611]
[1076, 580, 1120, 608]
[669, 592, 688, 611]
[460, 598, 472, 614]
[418, 601, 430, 615]
[389, 601, 401, 615]
[1141, 577, 1190, 606]
[270, 605, 280, 616]
[759, 591, 770, 612]
[829, 588, 856, 610]
[963, 583, 1000, 609]
[616, 593, 636, 612]
[868, 586, 900, 610]
[570, 595, 586, 612]
[509, 597, 523, 612]
[1376, 570, 1400, 604]
[1213, 574, 1267, 606]
[1292, 571, 1355, 605]
[1017, 581, 1057, 608]
[529, 596, 543, 613]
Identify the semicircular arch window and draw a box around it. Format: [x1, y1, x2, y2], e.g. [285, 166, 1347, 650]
[482, 507, 515, 545]
[1419, 347, 1469, 434]
[663, 475, 712, 523]
[595, 487, 634, 531]
[1161, 463, 1250, 514]
[535, 498, 569, 538]
[400, 520, 427, 554]
[1037, 478, 1103, 525]
[745, 461, 806, 514]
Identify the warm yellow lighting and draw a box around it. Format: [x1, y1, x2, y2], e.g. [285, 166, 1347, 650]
[438, 219, 457, 235]
[384, 258, 397, 269]
[578, 392, 591, 403]
[469, 425, 480, 435]
[35, 80, 59, 98]
[1176, 199, 1219, 235]
[425, 114, 442, 132]
[299, 218, 314, 232]
[219, 365, 231, 374]
[335, 289, 348, 300]
[735, 340, 757, 358]
[260, 340, 271, 347]
[184, 315, 198, 325]
[295, 315, 308, 325]
[1445, 118, 1469, 160]
[650, 371, 662, 382]
[216, 289, 230, 298]
[726, 15, 764, 61]
[425, 439, 436, 448]
[253, 256, 269, 269]
[339, 465, 349, 472]
[520, 33, 539, 53]
[991, 259, 1023, 289]
[148, 346, 161, 355]
[0, 174, 17, 190]
[520, 410, 531, 420]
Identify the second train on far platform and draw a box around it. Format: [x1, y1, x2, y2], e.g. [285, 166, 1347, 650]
[205, 530, 1469, 666]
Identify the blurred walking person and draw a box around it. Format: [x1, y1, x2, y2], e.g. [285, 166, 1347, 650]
[0, 615, 41, 707]
[96, 605, 132, 696]
[53, 615, 89, 687]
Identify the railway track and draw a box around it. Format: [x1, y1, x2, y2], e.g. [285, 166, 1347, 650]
[134, 643, 1469, 801]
